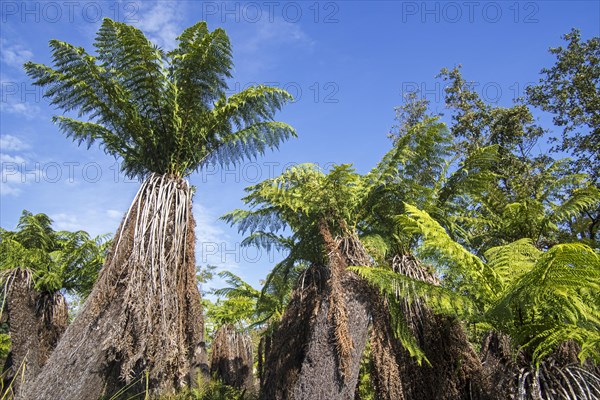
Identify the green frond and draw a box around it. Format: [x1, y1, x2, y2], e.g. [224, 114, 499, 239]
[546, 186, 600, 226]
[25, 19, 294, 179]
[484, 238, 541, 285]
[351, 266, 478, 319]
[240, 231, 293, 253]
[401, 204, 502, 299]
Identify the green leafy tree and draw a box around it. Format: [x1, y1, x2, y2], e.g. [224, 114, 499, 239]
[205, 272, 258, 393]
[526, 29, 600, 177]
[439, 67, 600, 248]
[22, 18, 294, 399]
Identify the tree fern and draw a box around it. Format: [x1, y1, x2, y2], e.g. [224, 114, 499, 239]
[24, 18, 295, 180]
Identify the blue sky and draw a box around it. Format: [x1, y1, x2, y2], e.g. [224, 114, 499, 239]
[1, 1, 598, 291]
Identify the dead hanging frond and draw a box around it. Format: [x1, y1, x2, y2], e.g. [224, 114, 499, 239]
[37, 291, 68, 330]
[96, 173, 195, 385]
[390, 253, 437, 336]
[339, 234, 371, 267]
[0, 268, 34, 320]
[321, 219, 372, 382]
[517, 361, 600, 400]
[391, 253, 439, 285]
[210, 324, 255, 391]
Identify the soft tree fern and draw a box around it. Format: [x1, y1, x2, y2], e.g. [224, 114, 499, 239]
[24, 18, 295, 179]
[386, 204, 600, 365]
[21, 19, 295, 399]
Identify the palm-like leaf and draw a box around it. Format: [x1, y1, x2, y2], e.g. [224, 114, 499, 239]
[24, 19, 295, 179]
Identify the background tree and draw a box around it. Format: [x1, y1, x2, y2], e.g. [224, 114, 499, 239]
[359, 101, 494, 400]
[224, 164, 376, 399]
[0, 211, 107, 395]
[205, 271, 260, 393]
[526, 29, 600, 178]
[22, 18, 294, 400]
[438, 66, 599, 249]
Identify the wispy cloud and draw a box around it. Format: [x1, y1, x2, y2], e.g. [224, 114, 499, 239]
[0, 101, 40, 118]
[0, 154, 26, 163]
[232, 17, 315, 74]
[1, 134, 30, 196]
[0, 39, 33, 69]
[0, 168, 26, 196]
[106, 209, 123, 219]
[0, 134, 29, 151]
[135, 2, 185, 50]
[237, 18, 314, 54]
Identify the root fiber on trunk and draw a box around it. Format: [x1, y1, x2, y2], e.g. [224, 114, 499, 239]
[481, 331, 600, 400]
[389, 253, 491, 400]
[20, 174, 207, 400]
[261, 223, 372, 400]
[369, 295, 405, 400]
[210, 324, 255, 392]
[2, 270, 67, 396]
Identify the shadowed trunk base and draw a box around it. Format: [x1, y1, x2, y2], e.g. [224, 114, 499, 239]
[388, 253, 492, 400]
[397, 310, 492, 400]
[261, 225, 372, 400]
[261, 266, 371, 400]
[2, 270, 67, 397]
[20, 175, 207, 400]
[480, 331, 600, 399]
[369, 295, 404, 400]
[210, 324, 255, 392]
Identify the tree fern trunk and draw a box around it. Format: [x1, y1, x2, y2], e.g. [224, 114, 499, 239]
[261, 223, 371, 400]
[369, 295, 405, 400]
[210, 324, 255, 392]
[390, 254, 492, 400]
[3, 270, 68, 396]
[20, 174, 207, 400]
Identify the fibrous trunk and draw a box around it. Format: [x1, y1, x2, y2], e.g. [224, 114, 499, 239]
[389, 253, 491, 400]
[368, 295, 404, 400]
[210, 324, 255, 392]
[2, 270, 67, 396]
[21, 174, 207, 400]
[481, 331, 600, 400]
[261, 223, 371, 400]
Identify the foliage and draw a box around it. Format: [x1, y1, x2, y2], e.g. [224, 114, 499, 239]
[398, 205, 600, 366]
[438, 66, 599, 249]
[527, 29, 600, 177]
[156, 375, 257, 400]
[206, 271, 260, 328]
[0, 210, 109, 298]
[24, 18, 295, 180]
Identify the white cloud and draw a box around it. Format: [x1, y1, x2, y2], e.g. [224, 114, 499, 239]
[0, 101, 40, 118]
[0, 134, 29, 151]
[135, 2, 184, 50]
[238, 18, 313, 54]
[51, 213, 81, 231]
[0, 154, 26, 163]
[1, 134, 30, 196]
[0, 39, 33, 69]
[0, 168, 26, 196]
[234, 18, 314, 73]
[106, 209, 123, 219]
[193, 202, 243, 273]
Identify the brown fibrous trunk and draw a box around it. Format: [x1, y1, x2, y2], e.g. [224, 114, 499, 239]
[2, 270, 68, 396]
[260, 222, 372, 400]
[388, 253, 491, 400]
[369, 295, 405, 400]
[21, 174, 207, 400]
[210, 324, 255, 392]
